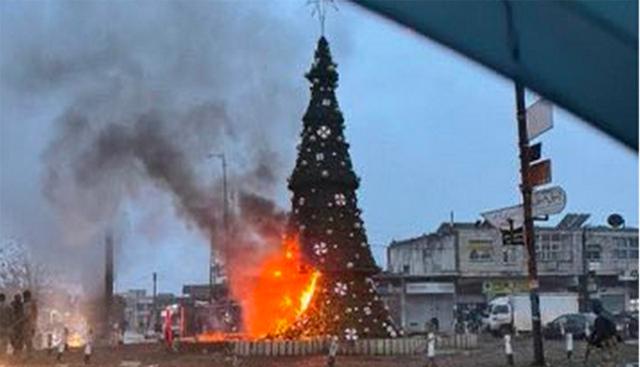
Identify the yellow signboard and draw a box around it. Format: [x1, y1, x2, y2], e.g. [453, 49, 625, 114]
[483, 279, 528, 295]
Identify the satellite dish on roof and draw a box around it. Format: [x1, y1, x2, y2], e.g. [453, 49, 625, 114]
[607, 214, 625, 228]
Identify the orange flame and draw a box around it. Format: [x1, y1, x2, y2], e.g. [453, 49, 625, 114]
[194, 332, 243, 343]
[67, 332, 86, 348]
[240, 236, 320, 338]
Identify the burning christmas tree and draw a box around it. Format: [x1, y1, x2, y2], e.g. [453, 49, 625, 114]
[284, 37, 399, 340]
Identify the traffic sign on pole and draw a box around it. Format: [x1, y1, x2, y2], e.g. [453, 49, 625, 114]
[502, 227, 525, 246]
[528, 142, 542, 162]
[528, 159, 551, 187]
[526, 99, 553, 140]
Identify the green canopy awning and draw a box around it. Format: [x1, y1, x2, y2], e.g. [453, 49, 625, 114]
[353, 0, 638, 150]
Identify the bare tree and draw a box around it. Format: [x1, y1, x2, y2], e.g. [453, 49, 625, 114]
[0, 238, 52, 298]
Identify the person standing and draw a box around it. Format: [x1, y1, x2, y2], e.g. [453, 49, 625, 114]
[84, 328, 94, 365]
[423, 320, 438, 367]
[10, 294, 24, 356]
[586, 300, 620, 367]
[326, 336, 339, 367]
[163, 307, 174, 349]
[56, 326, 69, 362]
[22, 290, 37, 356]
[0, 293, 11, 356]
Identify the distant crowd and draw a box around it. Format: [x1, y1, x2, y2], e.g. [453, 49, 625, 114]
[0, 290, 38, 357]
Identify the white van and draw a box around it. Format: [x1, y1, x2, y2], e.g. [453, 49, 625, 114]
[487, 293, 579, 334]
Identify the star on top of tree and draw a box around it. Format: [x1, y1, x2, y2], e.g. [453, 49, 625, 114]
[307, 0, 338, 36]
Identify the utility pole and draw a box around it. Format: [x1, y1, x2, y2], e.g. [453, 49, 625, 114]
[152, 272, 157, 332]
[581, 226, 591, 312]
[105, 233, 114, 332]
[515, 82, 545, 366]
[221, 153, 229, 236]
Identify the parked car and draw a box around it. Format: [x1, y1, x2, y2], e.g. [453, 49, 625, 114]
[614, 311, 638, 339]
[542, 313, 595, 340]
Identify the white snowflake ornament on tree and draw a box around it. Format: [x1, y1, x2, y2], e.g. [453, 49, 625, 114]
[345, 328, 358, 341]
[313, 242, 328, 256]
[333, 281, 348, 296]
[322, 98, 331, 106]
[334, 193, 346, 206]
[316, 153, 324, 161]
[317, 125, 331, 139]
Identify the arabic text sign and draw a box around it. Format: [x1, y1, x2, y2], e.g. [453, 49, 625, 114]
[481, 186, 566, 229]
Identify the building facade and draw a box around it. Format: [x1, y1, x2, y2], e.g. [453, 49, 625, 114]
[379, 214, 638, 333]
[121, 289, 179, 333]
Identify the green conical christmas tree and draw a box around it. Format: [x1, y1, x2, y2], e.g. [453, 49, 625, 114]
[285, 37, 398, 340]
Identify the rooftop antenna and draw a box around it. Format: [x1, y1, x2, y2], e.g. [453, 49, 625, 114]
[308, 0, 338, 36]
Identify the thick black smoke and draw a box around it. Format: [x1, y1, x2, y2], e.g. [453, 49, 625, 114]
[0, 0, 352, 296]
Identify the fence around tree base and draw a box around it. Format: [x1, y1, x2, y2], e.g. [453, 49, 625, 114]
[229, 334, 478, 357]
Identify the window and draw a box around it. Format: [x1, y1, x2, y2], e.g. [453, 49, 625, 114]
[468, 240, 493, 263]
[553, 315, 568, 325]
[492, 304, 509, 314]
[423, 248, 432, 259]
[469, 249, 492, 262]
[402, 265, 410, 274]
[535, 232, 571, 262]
[630, 238, 639, 258]
[615, 249, 627, 259]
[586, 244, 601, 261]
[614, 237, 638, 259]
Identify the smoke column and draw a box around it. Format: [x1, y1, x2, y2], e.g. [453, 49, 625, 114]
[0, 1, 354, 313]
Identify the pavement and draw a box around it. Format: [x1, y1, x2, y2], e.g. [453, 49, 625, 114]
[0, 335, 637, 367]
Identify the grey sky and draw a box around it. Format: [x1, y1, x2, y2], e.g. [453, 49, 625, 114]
[1, 1, 637, 295]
